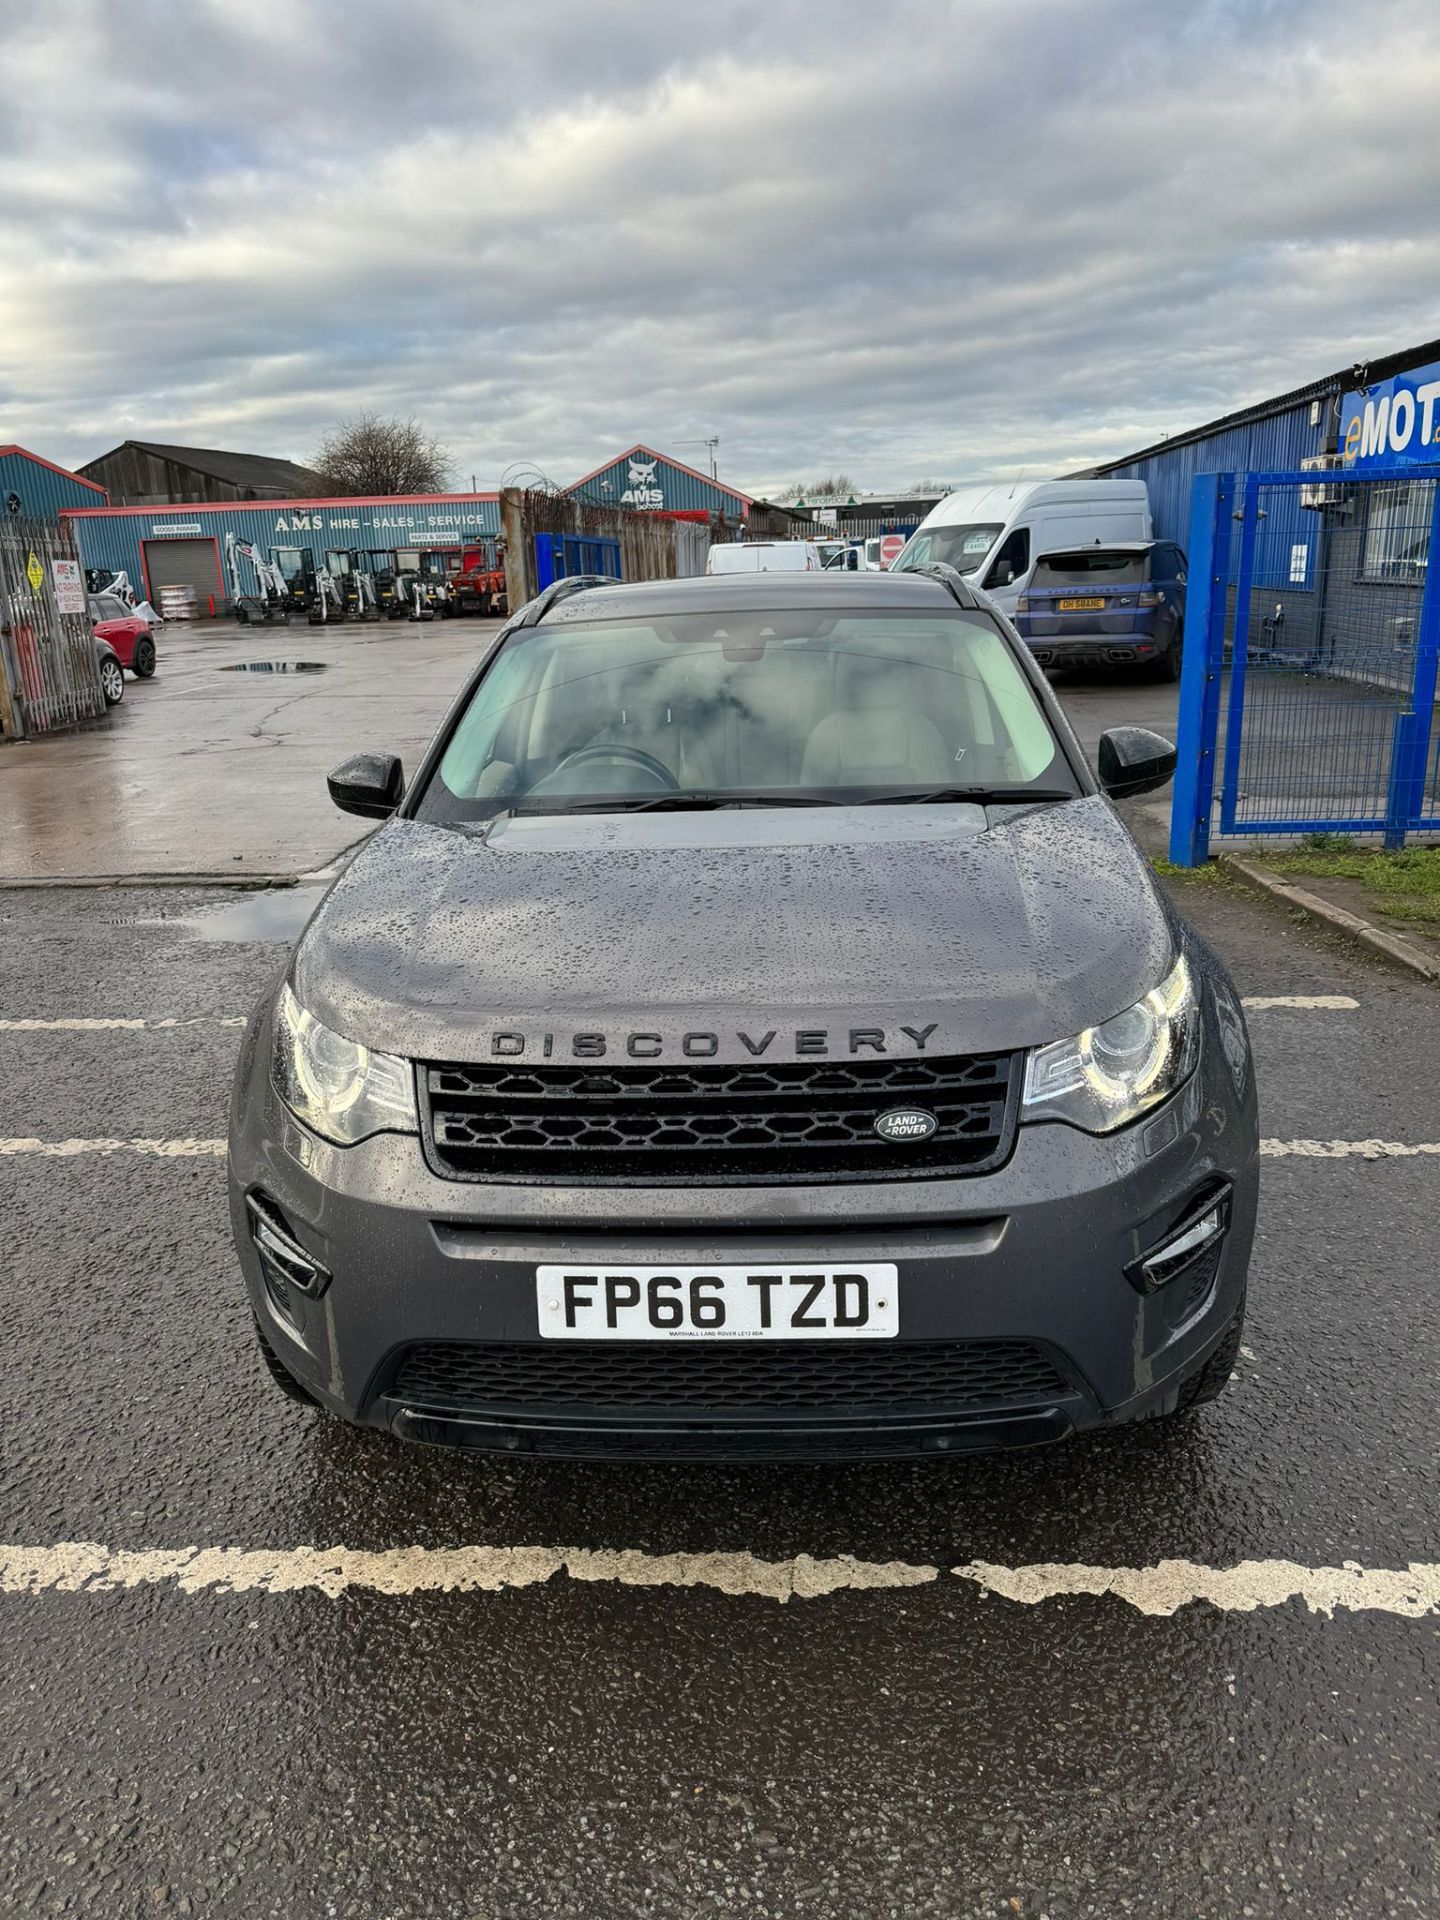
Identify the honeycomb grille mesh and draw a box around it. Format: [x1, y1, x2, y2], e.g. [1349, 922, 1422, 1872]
[392, 1338, 1071, 1417]
[420, 1051, 1017, 1185]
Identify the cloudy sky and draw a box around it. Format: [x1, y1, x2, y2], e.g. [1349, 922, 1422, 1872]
[1, 0, 1437, 498]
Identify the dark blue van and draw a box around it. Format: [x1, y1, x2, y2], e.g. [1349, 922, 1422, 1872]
[1014, 541, 1187, 680]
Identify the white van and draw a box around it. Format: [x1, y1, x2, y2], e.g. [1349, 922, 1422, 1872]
[891, 480, 1151, 618]
[706, 540, 822, 575]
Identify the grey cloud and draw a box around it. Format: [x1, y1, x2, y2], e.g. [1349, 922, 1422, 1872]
[0, 0, 1436, 492]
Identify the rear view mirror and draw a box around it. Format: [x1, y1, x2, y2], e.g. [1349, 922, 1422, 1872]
[1098, 727, 1178, 799]
[328, 751, 404, 818]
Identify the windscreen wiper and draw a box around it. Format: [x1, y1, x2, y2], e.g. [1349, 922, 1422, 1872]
[507, 792, 841, 816]
[858, 787, 1076, 806]
[574, 792, 840, 813]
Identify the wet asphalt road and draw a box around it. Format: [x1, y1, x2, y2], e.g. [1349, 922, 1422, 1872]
[3, 688, 1440, 1914]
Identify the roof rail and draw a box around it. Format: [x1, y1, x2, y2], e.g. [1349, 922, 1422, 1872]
[515, 573, 618, 628]
[906, 560, 980, 609]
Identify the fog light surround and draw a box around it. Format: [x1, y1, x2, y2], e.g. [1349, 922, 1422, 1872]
[246, 1191, 331, 1308]
[1127, 1185, 1231, 1295]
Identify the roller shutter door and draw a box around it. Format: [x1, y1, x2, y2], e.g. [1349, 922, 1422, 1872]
[142, 538, 223, 608]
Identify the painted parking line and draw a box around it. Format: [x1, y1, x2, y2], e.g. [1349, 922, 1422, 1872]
[1259, 1138, 1440, 1159]
[1241, 995, 1358, 1011]
[0, 1017, 246, 1031]
[3, 1542, 1440, 1617]
[0, 1138, 226, 1158]
[2, 1136, 1438, 1162]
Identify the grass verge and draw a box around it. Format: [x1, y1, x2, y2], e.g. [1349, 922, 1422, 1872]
[1259, 836, 1440, 928]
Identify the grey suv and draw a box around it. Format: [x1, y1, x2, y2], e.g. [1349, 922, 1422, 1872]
[228, 567, 1258, 1460]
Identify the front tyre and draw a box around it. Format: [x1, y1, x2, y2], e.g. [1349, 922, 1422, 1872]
[132, 634, 156, 678]
[253, 1318, 320, 1408]
[98, 656, 124, 705]
[1174, 1292, 1245, 1412]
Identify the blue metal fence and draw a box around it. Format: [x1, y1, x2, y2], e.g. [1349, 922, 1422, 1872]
[1170, 465, 1440, 861]
[533, 532, 622, 590]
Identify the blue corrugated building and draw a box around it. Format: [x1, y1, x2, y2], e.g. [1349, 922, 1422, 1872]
[62, 491, 501, 610]
[569, 444, 751, 524]
[0, 445, 108, 519]
[1087, 335, 1440, 545]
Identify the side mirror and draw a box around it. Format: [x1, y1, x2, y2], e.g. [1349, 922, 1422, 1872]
[328, 751, 404, 818]
[990, 561, 1014, 589]
[1098, 727, 1178, 799]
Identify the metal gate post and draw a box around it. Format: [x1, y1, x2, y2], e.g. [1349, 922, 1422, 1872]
[1169, 472, 1234, 865]
[1382, 479, 1440, 848]
[1218, 474, 1261, 836]
[0, 534, 23, 739]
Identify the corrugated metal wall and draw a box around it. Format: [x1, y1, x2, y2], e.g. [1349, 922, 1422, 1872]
[62, 494, 501, 607]
[571, 450, 748, 521]
[0, 451, 107, 519]
[1095, 400, 1329, 547]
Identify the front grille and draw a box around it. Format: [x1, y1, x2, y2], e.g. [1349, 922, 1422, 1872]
[391, 1338, 1070, 1417]
[419, 1052, 1018, 1185]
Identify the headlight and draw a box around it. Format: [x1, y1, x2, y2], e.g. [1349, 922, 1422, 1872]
[270, 982, 417, 1145]
[1022, 954, 1199, 1134]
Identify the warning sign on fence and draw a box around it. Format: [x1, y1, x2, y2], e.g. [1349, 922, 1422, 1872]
[52, 559, 85, 614]
[24, 552, 43, 592]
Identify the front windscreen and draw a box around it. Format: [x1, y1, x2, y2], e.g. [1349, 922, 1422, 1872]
[891, 523, 1004, 573]
[412, 608, 1074, 824]
[1033, 551, 1146, 586]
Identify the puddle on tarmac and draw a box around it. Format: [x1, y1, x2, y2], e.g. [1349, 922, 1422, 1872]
[113, 886, 327, 942]
[217, 661, 329, 674]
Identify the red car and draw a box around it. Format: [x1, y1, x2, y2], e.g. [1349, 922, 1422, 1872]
[89, 593, 157, 679]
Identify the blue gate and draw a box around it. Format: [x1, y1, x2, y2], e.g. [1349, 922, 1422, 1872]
[1170, 465, 1440, 862]
[533, 532, 622, 591]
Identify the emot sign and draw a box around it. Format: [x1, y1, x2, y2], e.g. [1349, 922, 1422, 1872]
[1340, 357, 1440, 470]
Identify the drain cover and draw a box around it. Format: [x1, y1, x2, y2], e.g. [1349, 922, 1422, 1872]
[217, 661, 328, 673]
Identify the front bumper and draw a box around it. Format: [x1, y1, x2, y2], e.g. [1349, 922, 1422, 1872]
[227, 995, 1259, 1461]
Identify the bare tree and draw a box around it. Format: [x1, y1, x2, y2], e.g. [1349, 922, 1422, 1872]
[775, 472, 860, 502]
[311, 412, 452, 496]
[910, 478, 954, 494]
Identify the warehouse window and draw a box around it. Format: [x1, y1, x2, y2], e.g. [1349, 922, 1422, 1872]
[1361, 480, 1433, 585]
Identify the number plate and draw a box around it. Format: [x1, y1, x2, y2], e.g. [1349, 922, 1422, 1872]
[1058, 596, 1106, 610]
[536, 1265, 899, 1340]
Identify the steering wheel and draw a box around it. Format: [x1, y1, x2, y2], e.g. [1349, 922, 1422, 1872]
[538, 743, 680, 793]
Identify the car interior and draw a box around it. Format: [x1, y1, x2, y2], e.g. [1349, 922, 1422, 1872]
[430, 615, 1065, 812]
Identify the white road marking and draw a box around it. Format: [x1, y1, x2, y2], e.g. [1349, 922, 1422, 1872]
[0, 1138, 225, 1158]
[3, 1543, 1439, 1616]
[1259, 1138, 1440, 1159]
[0, 1017, 245, 1032]
[1241, 994, 1357, 1011]
[4, 1135, 1439, 1163]
[0, 1543, 936, 1604]
[957, 1558, 1440, 1618]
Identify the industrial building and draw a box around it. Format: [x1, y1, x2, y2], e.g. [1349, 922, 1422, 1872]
[62, 491, 501, 612]
[569, 443, 752, 525]
[0, 445, 107, 518]
[1081, 336, 1440, 664]
[78, 440, 324, 507]
[1088, 334, 1440, 547]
